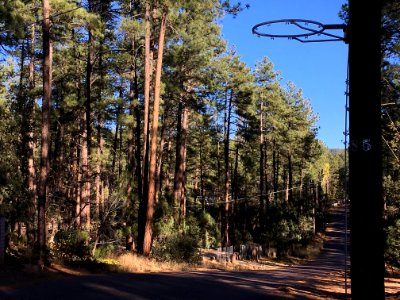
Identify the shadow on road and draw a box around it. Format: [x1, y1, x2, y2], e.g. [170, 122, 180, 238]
[0, 208, 358, 300]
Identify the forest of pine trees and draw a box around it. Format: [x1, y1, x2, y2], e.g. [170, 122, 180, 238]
[0, 0, 398, 269]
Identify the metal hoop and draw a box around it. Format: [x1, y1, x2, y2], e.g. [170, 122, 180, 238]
[252, 18, 347, 43]
[252, 19, 325, 38]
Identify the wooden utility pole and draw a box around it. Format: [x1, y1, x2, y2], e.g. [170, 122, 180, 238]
[348, 0, 385, 298]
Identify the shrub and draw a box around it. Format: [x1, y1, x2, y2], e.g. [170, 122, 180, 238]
[152, 233, 200, 264]
[153, 215, 202, 263]
[53, 229, 90, 261]
[385, 219, 400, 268]
[197, 211, 220, 248]
[264, 202, 316, 258]
[94, 244, 115, 259]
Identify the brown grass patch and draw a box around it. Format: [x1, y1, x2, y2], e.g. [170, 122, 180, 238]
[114, 252, 288, 273]
[197, 255, 287, 272]
[116, 253, 193, 273]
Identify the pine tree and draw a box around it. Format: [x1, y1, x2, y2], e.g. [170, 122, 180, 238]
[37, 0, 52, 264]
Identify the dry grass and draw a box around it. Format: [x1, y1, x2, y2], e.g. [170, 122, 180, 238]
[198, 258, 284, 272]
[112, 252, 287, 274]
[116, 253, 193, 273]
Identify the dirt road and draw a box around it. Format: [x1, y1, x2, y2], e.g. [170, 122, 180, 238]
[0, 208, 398, 299]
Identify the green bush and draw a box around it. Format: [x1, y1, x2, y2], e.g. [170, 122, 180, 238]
[197, 211, 219, 248]
[385, 219, 400, 268]
[264, 202, 316, 258]
[152, 233, 200, 264]
[94, 244, 115, 259]
[152, 214, 201, 263]
[53, 229, 90, 261]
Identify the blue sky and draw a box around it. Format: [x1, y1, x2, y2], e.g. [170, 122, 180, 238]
[220, 0, 348, 149]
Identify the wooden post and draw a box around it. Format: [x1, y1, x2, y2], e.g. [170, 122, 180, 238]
[348, 0, 385, 298]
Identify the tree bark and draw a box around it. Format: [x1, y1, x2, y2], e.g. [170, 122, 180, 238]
[288, 153, 293, 203]
[111, 105, 120, 174]
[174, 103, 189, 223]
[231, 138, 239, 244]
[118, 124, 123, 178]
[155, 112, 167, 203]
[126, 46, 141, 251]
[81, 10, 95, 230]
[80, 108, 90, 229]
[259, 100, 265, 223]
[173, 102, 186, 221]
[95, 35, 106, 220]
[164, 139, 173, 193]
[71, 29, 82, 228]
[37, 0, 52, 263]
[142, 0, 151, 182]
[264, 140, 269, 209]
[54, 104, 66, 202]
[137, 1, 152, 254]
[16, 37, 27, 242]
[133, 71, 143, 207]
[95, 117, 103, 219]
[199, 139, 205, 211]
[127, 38, 141, 209]
[273, 143, 279, 202]
[223, 89, 233, 246]
[27, 24, 37, 244]
[143, 8, 168, 256]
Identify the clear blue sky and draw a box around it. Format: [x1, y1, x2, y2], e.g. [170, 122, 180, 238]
[220, 0, 348, 149]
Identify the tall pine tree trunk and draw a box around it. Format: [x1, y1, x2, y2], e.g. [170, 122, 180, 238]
[288, 152, 293, 203]
[155, 112, 167, 203]
[173, 103, 182, 215]
[299, 160, 304, 200]
[264, 140, 269, 207]
[223, 89, 233, 246]
[174, 103, 189, 224]
[54, 104, 66, 203]
[95, 36, 106, 220]
[72, 29, 82, 228]
[37, 0, 52, 263]
[273, 142, 279, 202]
[259, 100, 265, 224]
[284, 170, 289, 202]
[142, 0, 151, 182]
[164, 139, 173, 193]
[95, 117, 103, 219]
[127, 80, 135, 208]
[231, 138, 239, 244]
[137, 1, 152, 254]
[133, 73, 143, 207]
[180, 107, 188, 223]
[74, 128, 81, 227]
[81, 18, 94, 230]
[142, 8, 168, 256]
[111, 105, 121, 174]
[16, 38, 27, 241]
[80, 108, 90, 229]
[27, 24, 37, 244]
[126, 48, 141, 251]
[127, 40, 141, 209]
[199, 139, 205, 211]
